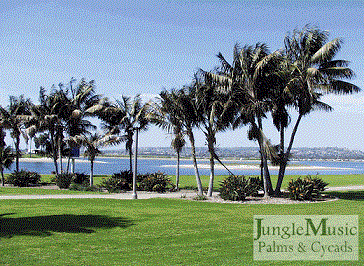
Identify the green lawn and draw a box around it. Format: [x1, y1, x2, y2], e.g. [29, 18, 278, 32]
[0, 187, 101, 195]
[0, 194, 363, 265]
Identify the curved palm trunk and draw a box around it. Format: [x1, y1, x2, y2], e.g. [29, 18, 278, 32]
[175, 150, 180, 190]
[213, 152, 234, 175]
[275, 113, 303, 195]
[90, 159, 94, 187]
[187, 128, 203, 196]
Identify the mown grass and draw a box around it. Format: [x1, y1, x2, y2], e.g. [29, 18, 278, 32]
[0, 195, 363, 265]
[0, 187, 101, 195]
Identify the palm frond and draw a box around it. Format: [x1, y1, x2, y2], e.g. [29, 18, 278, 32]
[311, 38, 342, 64]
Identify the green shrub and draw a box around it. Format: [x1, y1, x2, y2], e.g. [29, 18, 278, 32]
[69, 183, 101, 192]
[99, 170, 133, 193]
[248, 176, 263, 196]
[72, 173, 90, 185]
[139, 172, 175, 193]
[219, 175, 259, 201]
[287, 175, 328, 201]
[54, 173, 74, 189]
[6, 170, 41, 187]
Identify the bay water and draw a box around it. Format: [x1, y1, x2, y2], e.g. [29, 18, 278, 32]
[6, 157, 364, 176]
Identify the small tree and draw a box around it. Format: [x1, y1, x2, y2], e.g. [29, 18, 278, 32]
[0, 146, 15, 186]
[72, 133, 121, 186]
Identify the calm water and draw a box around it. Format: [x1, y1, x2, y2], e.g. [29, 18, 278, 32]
[6, 157, 364, 176]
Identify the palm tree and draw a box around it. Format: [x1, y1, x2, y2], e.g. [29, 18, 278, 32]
[206, 43, 282, 196]
[72, 133, 122, 186]
[28, 87, 69, 174]
[0, 146, 15, 186]
[99, 95, 149, 173]
[174, 87, 204, 196]
[28, 79, 100, 175]
[274, 26, 361, 194]
[148, 89, 186, 190]
[193, 72, 237, 197]
[64, 79, 100, 173]
[0, 95, 32, 172]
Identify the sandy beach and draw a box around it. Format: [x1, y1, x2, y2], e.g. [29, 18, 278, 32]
[162, 163, 352, 171]
[19, 157, 109, 164]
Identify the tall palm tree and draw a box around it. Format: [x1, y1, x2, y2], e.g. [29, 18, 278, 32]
[0, 146, 15, 186]
[28, 79, 100, 175]
[274, 26, 361, 194]
[206, 43, 282, 196]
[148, 89, 186, 190]
[174, 87, 204, 196]
[194, 72, 237, 197]
[64, 79, 100, 173]
[99, 95, 148, 173]
[0, 95, 32, 172]
[28, 87, 69, 174]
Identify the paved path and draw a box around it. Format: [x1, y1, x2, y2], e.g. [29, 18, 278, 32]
[0, 191, 207, 200]
[325, 185, 364, 191]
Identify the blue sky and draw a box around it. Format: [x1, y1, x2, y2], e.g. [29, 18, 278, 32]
[0, 0, 363, 150]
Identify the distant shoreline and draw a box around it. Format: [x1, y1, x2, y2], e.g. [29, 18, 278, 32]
[19, 157, 356, 171]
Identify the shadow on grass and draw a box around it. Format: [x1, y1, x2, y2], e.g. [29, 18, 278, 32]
[324, 190, 364, 201]
[0, 213, 134, 238]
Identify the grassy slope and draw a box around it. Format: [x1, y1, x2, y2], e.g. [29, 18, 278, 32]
[0, 195, 363, 265]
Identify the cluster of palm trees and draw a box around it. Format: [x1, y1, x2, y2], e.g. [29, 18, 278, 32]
[149, 26, 360, 197]
[0, 78, 151, 187]
[0, 26, 360, 197]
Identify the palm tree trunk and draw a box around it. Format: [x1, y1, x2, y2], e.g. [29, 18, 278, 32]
[1, 169, 4, 186]
[50, 132, 58, 175]
[129, 148, 133, 173]
[256, 118, 273, 196]
[207, 136, 215, 197]
[58, 136, 63, 173]
[90, 159, 94, 187]
[206, 130, 215, 197]
[275, 113, 303, 195]
[15, 136, 20, 172]
[187, 129, 203, 196]
[176, 150, 180, 190]
[132, 128, 139, 199]
[213, 152, 234, 175]
[66, 156, 71, 174]
[260, 153, 263, 183]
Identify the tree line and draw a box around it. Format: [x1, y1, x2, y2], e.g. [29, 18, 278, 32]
[0, 26, 360, 197]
